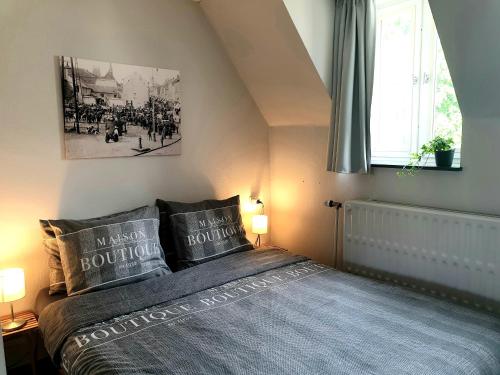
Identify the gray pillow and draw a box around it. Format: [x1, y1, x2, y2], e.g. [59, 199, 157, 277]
[156, 195, 253, 270]
[40, 206, 159, 295]
[40, 220, 68, 295]
[47, 206, 170, 296]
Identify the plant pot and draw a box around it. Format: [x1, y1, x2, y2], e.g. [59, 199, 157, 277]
[434, 149, 455, 168]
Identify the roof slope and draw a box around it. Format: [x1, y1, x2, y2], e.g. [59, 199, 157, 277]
[429, 0, 500, 118]
[201, 0, 331, 126]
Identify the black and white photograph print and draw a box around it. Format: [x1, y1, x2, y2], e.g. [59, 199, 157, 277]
[60, 56, 181, 159]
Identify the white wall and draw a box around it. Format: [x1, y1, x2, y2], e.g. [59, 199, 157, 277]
[269, 126, 370, 264]
[0, 0, 270, 316]
[368, 116, 500, 215]
[283, 0, 334, 94]
[429, 0, 500, 119]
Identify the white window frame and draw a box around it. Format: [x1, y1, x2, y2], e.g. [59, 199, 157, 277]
[371, 0, 461, 168]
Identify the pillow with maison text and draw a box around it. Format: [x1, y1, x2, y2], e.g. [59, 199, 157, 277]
[40, 206, 166, 295]
[156, 195, 254, 270]
[48, 206, 171, 296]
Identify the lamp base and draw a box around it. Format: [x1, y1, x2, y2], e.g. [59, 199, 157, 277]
[254, 234, 261, 247]
[1, 318, 27, 332]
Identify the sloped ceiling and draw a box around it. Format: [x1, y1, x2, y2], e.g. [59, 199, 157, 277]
[201, 0, 499, 124]
[429, 0, 500, 118]
[282, 0, 334, 95]
[200, 0, 331, 126]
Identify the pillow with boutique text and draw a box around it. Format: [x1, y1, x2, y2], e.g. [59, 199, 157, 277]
[48, 206, 171, 296]
[156, 195, 253, 270]
[40, 205, 164, 294]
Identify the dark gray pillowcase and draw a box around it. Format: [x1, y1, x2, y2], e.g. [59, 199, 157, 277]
[156, 195, 253, 270]
[46, 206, 171, 296]
[40, 220, 67, 295]
[40, 205, 161, 295]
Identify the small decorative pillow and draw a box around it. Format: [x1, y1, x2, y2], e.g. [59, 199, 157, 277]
[47, 206, 170, 296]
[156, 195, 253, 270]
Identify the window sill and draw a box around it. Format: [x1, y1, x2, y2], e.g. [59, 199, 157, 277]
[371, 164, 463, 172]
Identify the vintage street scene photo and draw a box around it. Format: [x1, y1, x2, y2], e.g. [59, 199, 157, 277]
[60, 56, 181, 159]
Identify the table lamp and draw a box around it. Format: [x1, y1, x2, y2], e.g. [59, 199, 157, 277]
[252, 199, 268, 247]
[0, 268, 26, 332]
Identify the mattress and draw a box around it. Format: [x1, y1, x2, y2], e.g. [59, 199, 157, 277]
[38, 247, 500, 375]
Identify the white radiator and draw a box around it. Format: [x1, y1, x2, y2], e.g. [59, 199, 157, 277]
[343, 200, 500, 304]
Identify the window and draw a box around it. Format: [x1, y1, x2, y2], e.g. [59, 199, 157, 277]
[370, 0, 462, 167]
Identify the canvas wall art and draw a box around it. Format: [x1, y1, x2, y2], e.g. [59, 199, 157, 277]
[60, 56, 181, 159]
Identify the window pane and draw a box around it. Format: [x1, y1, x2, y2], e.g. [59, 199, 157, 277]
[371, 4, 417, 157]
[371, 0, 463, 167]
[433, 36, 462, 146]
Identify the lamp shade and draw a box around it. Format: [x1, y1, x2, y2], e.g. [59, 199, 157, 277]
[0, 268, 25, 303]
[252, 215, 268, 235]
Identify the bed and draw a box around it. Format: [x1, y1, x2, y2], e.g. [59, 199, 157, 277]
[38, 247, 500, 375]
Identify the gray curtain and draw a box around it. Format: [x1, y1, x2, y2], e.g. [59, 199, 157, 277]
[326, 0, 376, 174]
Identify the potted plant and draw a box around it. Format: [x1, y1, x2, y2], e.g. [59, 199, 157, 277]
[398, 135, 455, 176]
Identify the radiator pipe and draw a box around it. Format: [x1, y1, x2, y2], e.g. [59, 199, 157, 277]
[325, 200, 342, 269]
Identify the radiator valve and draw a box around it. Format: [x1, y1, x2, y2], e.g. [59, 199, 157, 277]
[325, 200, 342, 208]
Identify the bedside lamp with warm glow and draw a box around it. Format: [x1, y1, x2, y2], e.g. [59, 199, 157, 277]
[251, 199, 268, 247]
[0, 268, 27, 332]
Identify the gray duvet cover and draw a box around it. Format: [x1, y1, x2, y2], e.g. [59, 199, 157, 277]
[39, 248, 500, 375]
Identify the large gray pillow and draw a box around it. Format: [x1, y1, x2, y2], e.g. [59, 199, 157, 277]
[156, 195, 253, 270]
[48, 206, 170, 296]
[40, 205, 161, 295]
